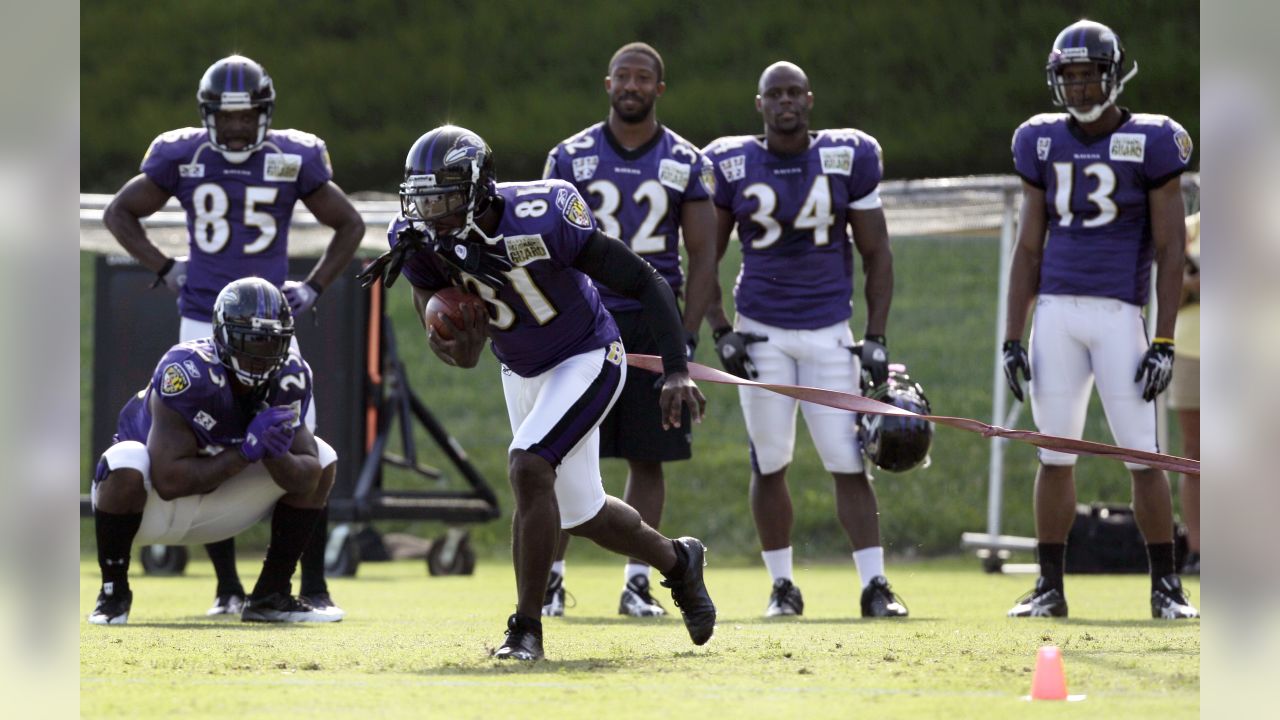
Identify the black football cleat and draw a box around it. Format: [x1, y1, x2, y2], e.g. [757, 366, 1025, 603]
[542, 570, 566, 617]
[241, 592, 341, 623]
[1151, 575, 1199, 619]
[493, 613, 544, 661]
[660, 537, 716, 646]
[299, 592, 346, 620]
[861, 575, 909, 618]
[765, 578, 804, 617]
[88, 585, 132, 625]
[618, 574, 667, 617]
[1008, 577, 1069, 618]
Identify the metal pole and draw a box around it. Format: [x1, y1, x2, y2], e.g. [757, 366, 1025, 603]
[987, 187, 1019, 537]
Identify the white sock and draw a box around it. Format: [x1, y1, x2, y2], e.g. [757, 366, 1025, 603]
[624, 562, 650, 585]
[762, 547, 793, 582]
[550, 560, 565, 577]
[852, 547, 885, 589]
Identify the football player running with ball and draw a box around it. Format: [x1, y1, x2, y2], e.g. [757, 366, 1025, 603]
[362, 125, 716, 661]
[541, 42, 719, 619]
[1003, 20, 1198, 620]
[89, 279, 340, 625]
[702, 62, 907, 619]
[103, 55, 363, 619]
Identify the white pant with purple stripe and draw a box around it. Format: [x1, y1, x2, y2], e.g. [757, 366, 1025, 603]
[501, 341, 626, 529]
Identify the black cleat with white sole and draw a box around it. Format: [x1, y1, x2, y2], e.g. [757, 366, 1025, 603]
[241, 592, 341, 623]
[88, 586, 132, 625]
[1008, 577, 1069, 618]
[493, 613, 544, 661]
[861, 575, 909, 618]
[1152, 575, 1199, 619]
[660, 537, 716, 645]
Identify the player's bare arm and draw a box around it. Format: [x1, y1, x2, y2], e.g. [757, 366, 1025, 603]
[573, 230, 706, 427]
[145, 392, 251, 501]
[679, 198, 719, 339]
[850, 206, 894, 338]
[414, 285, 488, 368]
[1004, 181, 1048, 340]
[300, 181, 366, 291]
[102, 174, 174, 275]
[262, 421, 323, 496]
[703, 205, 736, 333]
[1148, 178, 1187, 340]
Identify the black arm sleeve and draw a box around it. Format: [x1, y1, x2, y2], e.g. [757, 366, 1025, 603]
[572, 230, 688, 376]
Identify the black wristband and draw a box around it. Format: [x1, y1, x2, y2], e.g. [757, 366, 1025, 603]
[712, 326, 733, 343]
[157, 258, 175, 279]
[306, 279, 324, 295]
[864, 334, 887, 346]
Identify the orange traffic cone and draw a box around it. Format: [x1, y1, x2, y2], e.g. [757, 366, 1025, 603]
[1030, 645, 1068, 700]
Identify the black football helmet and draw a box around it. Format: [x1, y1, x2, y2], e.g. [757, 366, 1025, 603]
[212, 277, 294, 387]
[858, 365, 933, 473]
[399, 125, 498, 241]
[197, 55, 276, 163]
[1046, 20, 1138, 123]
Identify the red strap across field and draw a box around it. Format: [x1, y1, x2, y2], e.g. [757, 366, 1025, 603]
[626, 355, 1200, 476]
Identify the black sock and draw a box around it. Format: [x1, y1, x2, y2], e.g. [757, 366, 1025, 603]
[298, 504, 329, 596]
[95, 508, 143, 595]
[205, 537, 243, 595]
[664, 539, 688, 580]
[251, 503, 322, 598]
[1037, 543, 1066, 592]
[1147, 542, 1176, 586]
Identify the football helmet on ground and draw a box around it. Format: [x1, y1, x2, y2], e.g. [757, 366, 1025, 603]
[197, 55, 276, 163]
[1045, 20, 1138, 123]
[858, 364, 933, 473]
[212, 277, 295, 387]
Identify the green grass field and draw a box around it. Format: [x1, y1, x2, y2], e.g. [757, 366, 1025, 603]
[80, 557, 1199, 719]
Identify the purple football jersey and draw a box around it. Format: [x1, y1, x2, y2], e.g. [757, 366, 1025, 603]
[115, 337, 313, 454]
[544, 123, 713, 313]
[391, 180, 620, 377]
[140, 127, 334, 321]
[1011, 111, 1193, 306]
[703, 129, 884, 329]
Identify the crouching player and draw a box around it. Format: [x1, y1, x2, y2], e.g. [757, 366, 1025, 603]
[88, 278, 341, 624]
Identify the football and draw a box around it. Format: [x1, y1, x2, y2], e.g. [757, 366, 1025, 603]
[425, 286, 487, 340]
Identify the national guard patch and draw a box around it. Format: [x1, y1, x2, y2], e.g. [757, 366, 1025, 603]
[1173, 129, 1193, 164]
[264, 153, 303, 182]
[658, 159, 691, 191]
[160, 363, 190, 396]
[700, 163, 716, 195]
[179, 163, 205, 178]
[719, 155, 745, 182]
[572, 155, 599, 182]
[1036, 137, 1052, 161]
[505, 235, 551, 266]
[819, 146, 854, 175]
[193, 410, 217, 431]
[1109, 133, 1146, 163]
[562, 191, 593, 230]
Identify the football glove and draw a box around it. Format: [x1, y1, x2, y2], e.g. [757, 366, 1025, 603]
[1002, 339, 1032, 403]
[239, 406, 297, 462]
[714, 327, 767, 380]
[858, 335, 890, 387]
[358, 223, 430, 289]
[153, 256, 188, 293]
[281, 280, 322, 316]
[1134, 339, 1175, 402]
